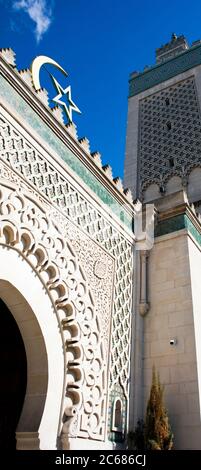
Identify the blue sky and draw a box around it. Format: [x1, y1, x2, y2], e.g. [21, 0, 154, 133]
[0, 0, 201, 180]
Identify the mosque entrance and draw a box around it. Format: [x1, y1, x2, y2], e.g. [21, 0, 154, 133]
[0, 298, 27, 450]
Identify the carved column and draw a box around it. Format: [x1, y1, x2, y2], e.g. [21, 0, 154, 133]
[139, 250, 149, 316]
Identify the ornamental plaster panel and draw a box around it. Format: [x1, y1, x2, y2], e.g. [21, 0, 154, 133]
[0, 108, 133, 437]
[0, 181, 114, 444]
[0, 74, 133, 230]
[49, 209, 115, 353]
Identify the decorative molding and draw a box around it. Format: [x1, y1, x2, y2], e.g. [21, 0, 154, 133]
[93, 259, 108, 279]
[0, 56, 134, 220]
[0, 108, 133, 435]
[0, 48, 16, 67]
[0, 181, 113, 445]
[154, 203, 201, 248]
[0, 109, 133, 232]
[48, 208, 115, 354]
[129, 43, 201, 97]
[139, 302, 150, 317]
[155, 213, 185, 237]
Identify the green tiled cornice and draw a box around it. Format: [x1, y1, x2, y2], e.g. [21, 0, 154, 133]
[155, 213, 201, 247]
[155, 214, 185, 238]
[184, 214, 201, 247]
[0, 74, 133, 231]
[129, 44, 201, 97]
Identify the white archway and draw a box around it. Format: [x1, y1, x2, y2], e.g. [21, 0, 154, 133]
[0, 245, 64, 449]
[0, 181, 110, 449]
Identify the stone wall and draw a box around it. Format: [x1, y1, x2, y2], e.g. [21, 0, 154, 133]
[143, 230, 201, 449]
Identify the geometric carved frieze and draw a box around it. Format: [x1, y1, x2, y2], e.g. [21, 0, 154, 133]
[0, 181, 112, 444]
[49, 210, 115, 354]
[139, 77, 201, 193]
[0, 110, 133, 434]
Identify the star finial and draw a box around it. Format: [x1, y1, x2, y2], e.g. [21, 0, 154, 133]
[50, 74, 81, 123]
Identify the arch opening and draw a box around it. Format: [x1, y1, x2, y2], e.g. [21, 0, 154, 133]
[0, 298, 27, 450]
[0, 244, 65, 449]
[112, 398, 123, 432]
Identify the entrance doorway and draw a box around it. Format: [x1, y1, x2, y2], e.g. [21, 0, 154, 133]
[0, 299, 27, 449]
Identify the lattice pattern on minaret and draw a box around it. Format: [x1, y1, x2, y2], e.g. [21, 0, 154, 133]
[139, 77, 201, 194]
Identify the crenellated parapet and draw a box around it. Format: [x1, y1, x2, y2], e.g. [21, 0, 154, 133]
[0, 47, 16, 67]
[18, 68, 34, 88]
[90, 151, 102, 168]
[102, 164, 113, 181]
[78, 136, 90, 154]
[36, 87, 49, 107]
[113, 176, 124, 193]
[0, 46, 134, 219]
[51, 105, 64, 124]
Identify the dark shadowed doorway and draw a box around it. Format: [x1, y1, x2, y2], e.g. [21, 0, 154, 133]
[0, 298, 27, 449]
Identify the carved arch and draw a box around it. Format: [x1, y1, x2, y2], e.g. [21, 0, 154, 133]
[0, 181, 107, 447]
[112, 398, 122, 432]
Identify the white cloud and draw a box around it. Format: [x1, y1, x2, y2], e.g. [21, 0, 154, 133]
[13, 0, 53, 42]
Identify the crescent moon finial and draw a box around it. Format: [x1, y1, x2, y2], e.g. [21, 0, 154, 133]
[31, 55, 68, 90]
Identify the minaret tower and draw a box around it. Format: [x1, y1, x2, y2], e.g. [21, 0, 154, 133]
[125, 35, 201, 449]
[124, 33, 201, 210]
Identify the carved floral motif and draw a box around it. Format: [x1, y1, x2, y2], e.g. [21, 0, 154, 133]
[0, 182, 112, 443]
[0, 111, 133, 434]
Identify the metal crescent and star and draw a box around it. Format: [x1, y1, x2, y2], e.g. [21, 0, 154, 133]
[31, 55, 81, 123]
